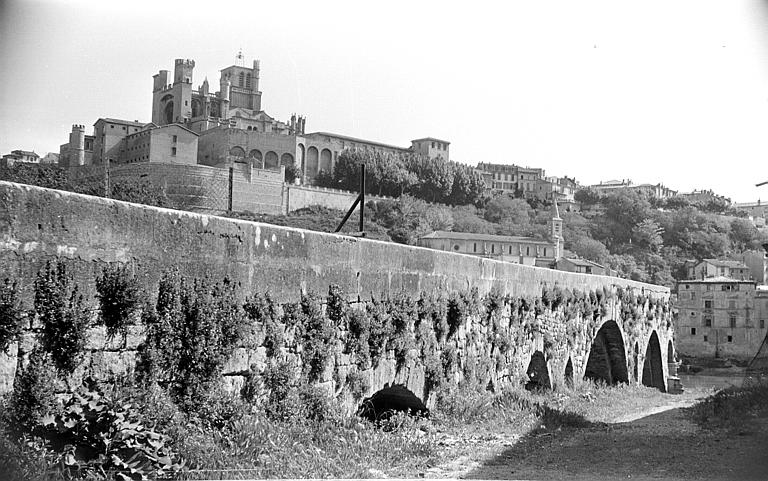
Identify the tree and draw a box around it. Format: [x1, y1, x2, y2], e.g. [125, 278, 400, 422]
[730, 218, 757, 252]
[574, 187, 601, 206]
[483, 196, 532, 225]
[568, 236, 610, 264]
[632, 219, 664, 253]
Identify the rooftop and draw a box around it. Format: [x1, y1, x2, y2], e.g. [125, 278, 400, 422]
[95, 118, 147, 127]
[701, 259, 749, 269]
[420, 230, 550, 244]
[679, 276, 756, 284]
[304, 132, 409, 152]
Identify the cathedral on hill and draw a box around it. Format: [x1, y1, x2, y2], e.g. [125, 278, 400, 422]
[60, 54, 449, 184]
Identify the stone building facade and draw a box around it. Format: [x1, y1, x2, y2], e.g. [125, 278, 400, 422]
[675, 277, 768, 359]
[60, 56, 447, 185]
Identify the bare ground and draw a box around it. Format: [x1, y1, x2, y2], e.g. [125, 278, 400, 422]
[416, 388, 768, 480]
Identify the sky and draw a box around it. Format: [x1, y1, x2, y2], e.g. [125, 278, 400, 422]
[2, 0, 768, 202]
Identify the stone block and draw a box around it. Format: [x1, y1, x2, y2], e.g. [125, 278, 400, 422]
[222, 375, 245, 395]
[0, 342, 18, 394]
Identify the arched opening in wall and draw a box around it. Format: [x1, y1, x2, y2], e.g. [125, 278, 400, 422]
[564, 357, 574, 388]
[320, 148, 332, 174]
[265, 151, 279, 169]
[525, 351, 552, 391]
[357, 384, 429, 422]
[249, 149, 263, 166]
[306, 146, 319, 178]
[229, 146, 245, 159]
[584, 320, 629, 386]
[164, 101, 174, 124]
[191, 99, 202, 117]
[642, 331, 666, 392]
[667, 340, 674, 363]
[280, 153, 294, 167]
[633, 342, 640, 382]
[210, 101, 220, 118]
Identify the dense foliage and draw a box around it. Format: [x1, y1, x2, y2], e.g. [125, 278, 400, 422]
[0, 164, 174, 208]
[314, 150, 487, 206]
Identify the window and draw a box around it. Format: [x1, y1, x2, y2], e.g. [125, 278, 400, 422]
[729, 300, 736, 309]
[704, 300, 712, 309]
[509, 245, 512, 254]
[171, 147, 177, 156]
[706, 285, 711, 291]
[761, 320, 766, 329]
[727, 335, 733, 342]
[526, 246, 530, 256]
[730, 317, 736, 328]
[110, 125, 114, 129]
[705, 318, 712, 327]
[453, 244, 460, 251]
[473, 242, 477, 253]
[704, 335, 708, 342]
[172, 135, 177, 143]
[691, 328, 696, 335]
[685, 284, 690, 289]
[491, 244, 495, 253]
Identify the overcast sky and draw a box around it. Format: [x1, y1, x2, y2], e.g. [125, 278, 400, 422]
[2, 0, 768, 202]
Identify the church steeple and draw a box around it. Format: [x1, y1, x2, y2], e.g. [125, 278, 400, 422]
[549, 196, 563, 259]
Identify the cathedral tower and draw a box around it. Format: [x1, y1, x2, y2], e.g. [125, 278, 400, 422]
[151, 59, 195, 126]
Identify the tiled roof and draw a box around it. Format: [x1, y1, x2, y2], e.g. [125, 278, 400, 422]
[420, 231, 550, 244]
[680, 276, 755, 284]
[701, 259, 748, 269]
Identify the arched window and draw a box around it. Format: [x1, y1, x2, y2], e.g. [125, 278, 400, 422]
[238, 72, 244, 87]
[246, 73, 251, 88]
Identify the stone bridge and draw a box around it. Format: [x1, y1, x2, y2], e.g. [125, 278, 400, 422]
[0, 181, 676, 411]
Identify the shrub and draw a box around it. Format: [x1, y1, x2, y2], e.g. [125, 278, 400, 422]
[95, 263, 144, 341]
[347, 308, 371, 368]
[346, 370, 370, 400]
[0, 279, 23, 354]
[262, 359, 301, 421]
[366, 297, 393, 367]
[298, 294, 336, 383]
[139, 271, 250, 407]
[8, 347, 58, 432]
[34, 261, 89, 373]
[37, 380, 184, 480]
[244, 293, 283, 358]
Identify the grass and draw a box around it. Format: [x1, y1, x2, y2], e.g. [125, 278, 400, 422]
[686, 384, 768, 429]
[0, 380, 713, 480]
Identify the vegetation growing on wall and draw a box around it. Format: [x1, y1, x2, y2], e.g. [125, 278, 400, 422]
[0, 279, 23, 354]
[95, 263, 144, 341]
[0, 258, 672, 480]
[34, 261, 90, 373]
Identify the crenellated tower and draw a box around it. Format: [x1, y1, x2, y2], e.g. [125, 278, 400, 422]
[151, 59, 195, 126]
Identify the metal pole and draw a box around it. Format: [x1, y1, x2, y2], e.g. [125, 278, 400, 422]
[228, 166, 234, 212]
[105, 158, 110, 198]
[359, 163, 365, 233]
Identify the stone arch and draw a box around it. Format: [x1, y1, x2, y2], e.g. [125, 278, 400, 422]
[265, 151, 279, 169]
[191, 98, 202, 117]
[584, 320, 629, 385]
[164, 101, 174, 124]
[320, 148, 332, 173]
[229, 146, 245, 158]
[249, 149, 263, 165]
[357, 384, 428, 422]
[525, 351, 551, 391]
[564, 357, 574, 388]
[280, 152, 294, 166]
[642, 331, 665, 392]
[306, 146, 319, 177]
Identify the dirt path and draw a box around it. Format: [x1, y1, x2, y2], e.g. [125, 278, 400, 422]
[463, 404, 768, 480]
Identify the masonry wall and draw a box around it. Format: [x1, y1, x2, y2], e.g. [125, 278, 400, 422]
[0, 182, 675, 406]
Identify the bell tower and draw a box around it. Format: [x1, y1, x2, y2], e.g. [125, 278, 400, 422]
[548, 197, 564, 259]
[151, 59, 195, 126]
